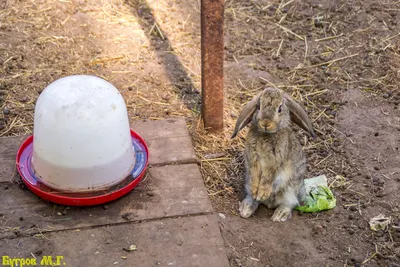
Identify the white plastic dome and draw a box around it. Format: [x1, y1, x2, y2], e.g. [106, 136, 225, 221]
[32, 75, 135, 192]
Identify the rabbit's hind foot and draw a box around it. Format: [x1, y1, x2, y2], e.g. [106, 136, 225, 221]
[271, 205, 292, 222]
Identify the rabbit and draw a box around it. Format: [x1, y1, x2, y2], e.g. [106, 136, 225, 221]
[231, 87, 316, 222]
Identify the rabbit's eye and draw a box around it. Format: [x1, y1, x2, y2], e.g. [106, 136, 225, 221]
[278, 105, 283, 113]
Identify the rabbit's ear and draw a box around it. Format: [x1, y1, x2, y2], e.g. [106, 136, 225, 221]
[231, 91, 263, 139]
[284, 95, 317, 139]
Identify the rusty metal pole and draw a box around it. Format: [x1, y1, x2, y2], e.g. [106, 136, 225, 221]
[201, 0, 224, 133]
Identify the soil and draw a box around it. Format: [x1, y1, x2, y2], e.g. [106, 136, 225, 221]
[1, 0, 400, 266]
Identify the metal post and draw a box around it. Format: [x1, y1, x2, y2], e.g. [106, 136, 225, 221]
[201, 0, 224, 133]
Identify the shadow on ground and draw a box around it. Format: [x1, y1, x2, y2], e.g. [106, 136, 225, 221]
[124, 0, 201, 112]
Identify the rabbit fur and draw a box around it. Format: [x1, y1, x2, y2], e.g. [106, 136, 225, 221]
[231, 87, 316, 222]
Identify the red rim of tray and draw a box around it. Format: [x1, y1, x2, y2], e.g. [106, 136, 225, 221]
[16, 130, 149, 207]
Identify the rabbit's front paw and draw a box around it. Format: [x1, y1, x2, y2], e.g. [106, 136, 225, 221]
[255, 184, 272, 202]
[239, 197, 259, 218]
[250, 183, 259, 199]
[271, 205, 292, 222]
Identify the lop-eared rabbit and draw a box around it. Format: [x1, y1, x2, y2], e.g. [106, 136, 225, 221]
[231, 87, 316, 222]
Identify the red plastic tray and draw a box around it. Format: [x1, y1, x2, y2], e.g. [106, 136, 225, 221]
[16, 130, 149, 206]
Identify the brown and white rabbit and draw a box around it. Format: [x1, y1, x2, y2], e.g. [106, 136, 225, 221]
[231, 87, 316, 222]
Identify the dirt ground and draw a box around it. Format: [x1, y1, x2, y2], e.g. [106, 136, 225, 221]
[1, 0, 400, 266]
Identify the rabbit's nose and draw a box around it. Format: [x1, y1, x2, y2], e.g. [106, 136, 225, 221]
[259, 120, 272, 129]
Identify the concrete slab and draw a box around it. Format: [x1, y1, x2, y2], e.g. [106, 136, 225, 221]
[133, 117, 190, 140]
[0, 214, 230, 267]
[0, 135, 25, 183]
[0, 164, 212, 239]
[134, 118, 198, 166]
[0, 118, 230, 266]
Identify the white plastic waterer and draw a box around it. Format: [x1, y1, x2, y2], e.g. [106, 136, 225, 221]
[31, 75, 135, 192]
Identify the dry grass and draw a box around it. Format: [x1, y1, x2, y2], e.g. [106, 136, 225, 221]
[0, 0, 199, 137]
[190, 0, 400, 209]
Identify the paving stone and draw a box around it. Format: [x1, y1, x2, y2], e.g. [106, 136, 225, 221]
[132, 117, 190, 140]
[134, 118, 198, 166]
[0, 214, 230, 267]
[0, 119, 230, 266]
[144, 136, 198, 166]
[0, 164, 212, 239]
[0, 135, 25, 183]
